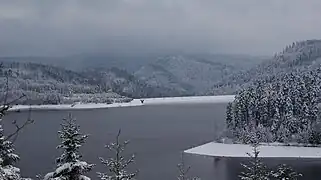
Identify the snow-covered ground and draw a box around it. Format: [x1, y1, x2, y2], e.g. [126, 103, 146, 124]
[185, 142, 321, 159]
[9, 99, 144, 111]
[9, 95, 235, 111]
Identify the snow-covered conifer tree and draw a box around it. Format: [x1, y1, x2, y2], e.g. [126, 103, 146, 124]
[97, 130, 137, 180]
[226, 103, 234, 130]
[44, 113, 94, 180]
[271, 164, 302, 180]
[239, 143, 271, 180]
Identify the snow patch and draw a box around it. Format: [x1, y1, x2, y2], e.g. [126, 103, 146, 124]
[184, 142, 321, 159]
[9, 95, 235, 111]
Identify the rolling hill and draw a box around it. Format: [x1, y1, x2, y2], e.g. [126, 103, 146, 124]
[0, 62, 182, 105]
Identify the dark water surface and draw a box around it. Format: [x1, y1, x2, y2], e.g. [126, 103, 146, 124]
[4, 103, 321, 180]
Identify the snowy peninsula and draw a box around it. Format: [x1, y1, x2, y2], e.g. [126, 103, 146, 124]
[185, 142, 321, 159]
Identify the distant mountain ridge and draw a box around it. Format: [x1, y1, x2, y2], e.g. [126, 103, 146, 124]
[209, 39, 321, 95]
[135, 55, 264, 94]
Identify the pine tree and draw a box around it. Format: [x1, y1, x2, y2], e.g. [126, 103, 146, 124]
[97, 130, 137, 180]
[226, 103, 234, 130]
[177, 153, 200, 180]
[271, 164, 302, 180]
[44, 113, 94, 180]
[239, 143, 271, 180]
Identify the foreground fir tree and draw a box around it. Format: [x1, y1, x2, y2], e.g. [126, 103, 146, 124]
[239, 143, 271, 180]
[44, 113, 94, 180]
[177, 153, 200, 180]
[271, 164, 302, 180]
[98, 130, 137, 180]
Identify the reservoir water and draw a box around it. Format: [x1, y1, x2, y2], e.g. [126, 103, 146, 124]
[4, 103, 321, 179]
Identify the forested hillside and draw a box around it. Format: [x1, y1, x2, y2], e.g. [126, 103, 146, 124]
[0, 62, 181, 105]
[223, 40, 321, 145]
[82, 67, 186, 98]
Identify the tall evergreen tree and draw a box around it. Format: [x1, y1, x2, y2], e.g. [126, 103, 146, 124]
[98, 130, 137, 180]
[44, 113, 94, 180]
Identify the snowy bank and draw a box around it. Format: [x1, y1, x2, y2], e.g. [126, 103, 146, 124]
[9, 95, 235, 111]
[9, 99, 144, 111]
[140, 95, 235, 105]
[184, 142, 321, 159]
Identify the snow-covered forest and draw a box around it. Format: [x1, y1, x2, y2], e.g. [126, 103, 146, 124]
[224, 40, 321, 145]
[0, 62, 184, 105]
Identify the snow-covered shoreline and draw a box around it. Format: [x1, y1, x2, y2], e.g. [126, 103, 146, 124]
[139, 95, 235, 104]
[9, 95, 235, 111]
[184, 142, 321, 159]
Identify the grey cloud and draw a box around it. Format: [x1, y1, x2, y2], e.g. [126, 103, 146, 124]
[0, 0, 321, 56]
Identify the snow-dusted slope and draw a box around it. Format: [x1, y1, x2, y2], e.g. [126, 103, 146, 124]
[210, 39, 321, 95]
[135, 55, 237, 94]
[185, 142, 321, 159]
[0, 62, 183, 104]
[135, 54, 266, 95]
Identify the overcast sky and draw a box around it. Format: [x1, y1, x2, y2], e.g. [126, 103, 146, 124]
[0, 0, 321, 56]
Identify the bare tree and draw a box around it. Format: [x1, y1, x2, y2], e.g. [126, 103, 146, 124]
[98, 129, 138, 180]
[0, 66, 33, 180]
[177, 153, 200, 180]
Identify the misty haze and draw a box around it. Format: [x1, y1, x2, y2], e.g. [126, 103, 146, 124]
[1, 1, 321, 180]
